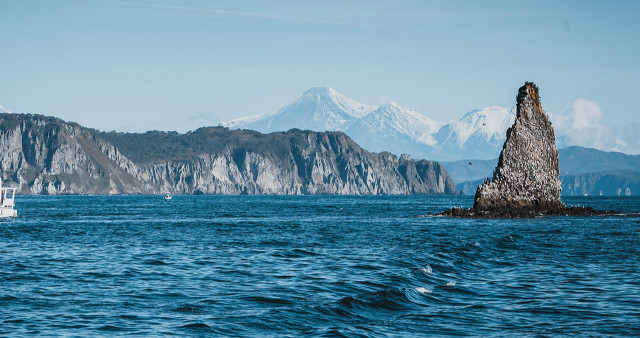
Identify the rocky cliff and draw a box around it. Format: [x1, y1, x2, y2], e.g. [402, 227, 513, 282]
[440, 82, 613, 217]
[0, 113, 456, 195]
[0, 114, 146, 194]
[561, 171, 638, 196]
[474, 82, 565, 211]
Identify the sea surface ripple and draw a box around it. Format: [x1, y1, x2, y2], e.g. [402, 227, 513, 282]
[1, 195, 639, 336]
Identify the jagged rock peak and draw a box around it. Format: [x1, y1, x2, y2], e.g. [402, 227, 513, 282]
[473, 81, 565, 212]
[517, 81, 542, 112]
[439, 82, 617, 217]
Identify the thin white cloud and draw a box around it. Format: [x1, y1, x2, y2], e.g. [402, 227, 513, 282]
[551, 98, 638, 154]
[188, 111, 222, 125]
[96, 0, 393, 29]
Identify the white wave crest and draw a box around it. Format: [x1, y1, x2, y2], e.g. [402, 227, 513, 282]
[419, 265, 433, 274]
[415, 287, 432, 294]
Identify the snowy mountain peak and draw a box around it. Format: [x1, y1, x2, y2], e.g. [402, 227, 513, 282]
[223, 87, 375, 133]
[297, 86, 375, 119]
[378, 101, 415, 113]
[223, 87, 518, 161]
[375, 101, 404, 116]
[346, 101, 439, 151]
[429, 106, 516, 160]
[303, 86, 337, 97]
[462, 105, 505, 117]
[446, 106, 516, 143]
[369, 101, 438, 131]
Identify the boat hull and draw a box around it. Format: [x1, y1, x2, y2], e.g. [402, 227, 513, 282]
[0, 207, 17, 218]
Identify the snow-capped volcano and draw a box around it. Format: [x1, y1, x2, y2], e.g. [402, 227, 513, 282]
[224, 87, 375, 133]
[436, 106, 516, 147]
[344, 102, 439, 156]
[349, 101, 439, 143]
[430, 106, 516, 160]
[224, 87, 516, 161]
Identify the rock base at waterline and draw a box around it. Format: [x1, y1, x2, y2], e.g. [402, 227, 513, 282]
[438, 206, 617, 219]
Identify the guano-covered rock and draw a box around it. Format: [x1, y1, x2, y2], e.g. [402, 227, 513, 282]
[474, 82, 565, 212]
[440, 82, 615, 218]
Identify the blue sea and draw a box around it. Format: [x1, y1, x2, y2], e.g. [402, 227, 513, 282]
[1, 195, 639, 336]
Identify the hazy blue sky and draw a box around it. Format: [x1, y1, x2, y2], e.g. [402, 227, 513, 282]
[1, 0, 638, 135]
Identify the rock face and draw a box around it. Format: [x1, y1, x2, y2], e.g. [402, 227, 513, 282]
[0, 113, 456, 195]
[0, 114, 145, 195]
[440, 82, 614, 217]
[474, 82, 565, 212]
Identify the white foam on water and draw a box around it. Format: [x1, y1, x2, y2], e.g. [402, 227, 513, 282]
[415, 287, 432, 294]
[445, 281, 456, 287]
[419, 265, 433, 274]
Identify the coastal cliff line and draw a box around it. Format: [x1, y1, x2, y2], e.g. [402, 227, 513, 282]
[0, 113, 456, 195]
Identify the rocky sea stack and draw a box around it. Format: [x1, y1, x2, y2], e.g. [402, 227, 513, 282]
[441, 82, 615, 218]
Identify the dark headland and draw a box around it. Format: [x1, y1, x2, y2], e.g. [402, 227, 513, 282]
[0, 113, 456, 195]
[440, 82, 616, 218]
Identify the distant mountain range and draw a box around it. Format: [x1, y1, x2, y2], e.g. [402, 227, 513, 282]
[444, 146, 640, 196]
[225, 87, 640, 163]
[225, 87, 519, 161]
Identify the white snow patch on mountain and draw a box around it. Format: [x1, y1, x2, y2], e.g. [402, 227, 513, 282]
[314, 86, 374, 119]
[423, 106, 516, 160]
[435, 106, 516, 148]
[222, 87, 638, 160]
[349, 101, 439, 144]
[223, 87, 376, 133]
[223, 87, 517, 161]
[344, 101, 440, 156]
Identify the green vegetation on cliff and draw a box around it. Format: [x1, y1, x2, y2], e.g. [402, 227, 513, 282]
[0, 113, 456, 195]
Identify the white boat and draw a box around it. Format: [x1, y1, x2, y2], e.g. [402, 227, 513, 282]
[0, 178, 17, 218]
[163, 195, 172, 200]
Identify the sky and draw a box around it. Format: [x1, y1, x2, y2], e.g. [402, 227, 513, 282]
[0, 0, 638, 152]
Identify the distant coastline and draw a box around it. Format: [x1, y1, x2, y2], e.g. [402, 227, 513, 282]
[444, 147, 640, 197]
[0, 113, 455, 196]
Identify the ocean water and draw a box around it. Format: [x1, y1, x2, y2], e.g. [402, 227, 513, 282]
[1, 195, 639, 337]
